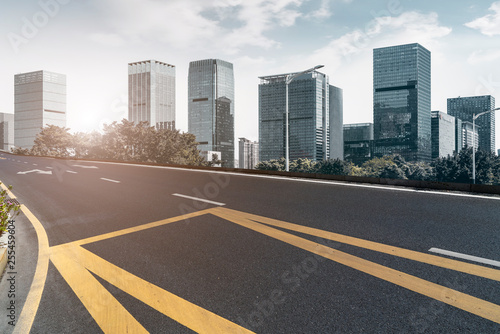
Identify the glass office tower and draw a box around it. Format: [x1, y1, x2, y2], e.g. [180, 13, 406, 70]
[14, 70, 66, 149]
[431, 111, 456, 159]
[447, 95, 495, 153]
[188, 59, 234, 167]
[0, 113, 14, 151]
[373, 43, 431, 162]
[259, 71, 341, 162]
[128, 60, 176, 130]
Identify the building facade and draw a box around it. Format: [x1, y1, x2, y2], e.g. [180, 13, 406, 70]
[462, 121, 479, 150]
[14, 70, 66, 149]
[259, 71, 342, 162]
[329, 85, 344, 160]
[239, 138, 259, 169]
[0, 113, 14, 151]
[431, 111, 455, 159]
[128, 60, 176, 130]
[447, 95, 495, 153]
[343, 123, 374, 165]
[188, 59, 234, 167]
[373, 43, 432, 162]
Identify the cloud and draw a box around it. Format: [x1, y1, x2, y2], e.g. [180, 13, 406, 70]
[88, 0, 306, 54]
[465, 1, 500, 36]
[307, 11, 451, 71]
[467, 49, 500, 64]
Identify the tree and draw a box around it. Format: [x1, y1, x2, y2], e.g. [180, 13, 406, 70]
[314, 158, 352, 175]
[255, 158, 286, 171]
[31, 125, 72, 157]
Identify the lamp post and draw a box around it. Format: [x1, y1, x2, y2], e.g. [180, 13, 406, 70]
[472, 107, 499, 184]
[285, 65, 324, 172]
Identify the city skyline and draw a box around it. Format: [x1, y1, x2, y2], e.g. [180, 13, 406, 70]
[2, 1, 500, 152]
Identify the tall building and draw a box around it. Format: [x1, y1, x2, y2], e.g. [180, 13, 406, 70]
[188, 59, 234, 167]
[344, 123, 374, 165]
[329, 86, 344, 160]
[373, 43, 431, 162]
[259, 70, 342, 162]
[431, 111, 455, 159]
[14, 70, 66, 149]
[239, 138, 259, 169]
[447, 95, 495, 153]
[128, 60, 175, 130]
[0, 113, 14, 151]
[462, 121, 479, 149]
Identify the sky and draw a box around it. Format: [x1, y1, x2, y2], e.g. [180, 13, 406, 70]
[2, 0, 500, 152]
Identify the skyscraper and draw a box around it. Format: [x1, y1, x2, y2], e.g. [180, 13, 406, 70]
[128, 60, 176, 130]
[329, 85, 344, 160]
[188, 59, 234, 167]
[239, 138, 259, 169]
[14, 70, 66, 149]
[431, 111, 455, 159]
[373, 43, 431, 162]
[447, 95, 495, 153]
[258, 71, 342, 162]
[344, 123, 374, 165]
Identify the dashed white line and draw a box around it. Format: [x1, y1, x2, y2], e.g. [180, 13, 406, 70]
[100, 178, 120, 183]
[172, 193, 226, 206]
[66, 171, 77, 174]
[429, 248, 500, 268]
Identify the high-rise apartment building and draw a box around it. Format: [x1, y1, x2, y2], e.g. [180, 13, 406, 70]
[373, 43, 431, 162]
[344, 123, 374, 165]
[238, 138, 259, 169]
[14, 70, 66, 149]
[0, 113, 14, 151]
[188, 59, 234, 167]
[447, 95, 495, 153]
[431, 111, 455, 159]
[258, 70, 342, 162]
[128, 60, 176, 130]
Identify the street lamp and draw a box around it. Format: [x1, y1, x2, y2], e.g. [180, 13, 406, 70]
[472, 107, 499, 184]
[285, 64, 324, 172]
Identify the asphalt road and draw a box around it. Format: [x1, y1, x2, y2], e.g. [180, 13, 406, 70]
[0, 152, 499, 333]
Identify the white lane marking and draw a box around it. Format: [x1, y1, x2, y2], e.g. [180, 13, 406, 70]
[172, 193, 226, 206]
[429, 248, 500, 268]
[17, 169, 52, 175]
[66, 170, 77, 174]
[72, 165, 99, 169]
[46, 167, 53, 169]
[100, 178, 120, 183]
[46, 159, 500, 202]
[33, 164, 38, 166]
[24, 161, 28, 164]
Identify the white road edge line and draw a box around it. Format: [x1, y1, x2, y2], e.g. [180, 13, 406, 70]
[55, 159, 500, 202]
[172, 193, 226, 206]
[428, 247, 500, 268]
[100, 178, 120, 183]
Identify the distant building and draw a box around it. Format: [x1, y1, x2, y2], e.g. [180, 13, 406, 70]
[239, 138, 259, 169]
[373, 43, 432, 162]
[431, 111, 455, 159]
[462, 121, 479, 149]
[14, 70, 66, 149]
[128, 60, 176, 130]
[0, 113, 14, 151]
[447, 95, 495, 153]
[201, 151, 221, 167]
[188, 59, 234, 168]
[343, 123, 373, 165]
[498, 149, 500, 156]
[329, 86, 344, 160]
[258, 70, 342, 162]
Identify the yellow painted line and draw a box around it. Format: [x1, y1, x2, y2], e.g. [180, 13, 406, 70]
[217, 208, 500, 282]
[212, 208, 500, 324]
[13, 205, 50, 334]
[49, 243, 254, 333]
[0, 181, 16, 198]
[50, 244, 148, 333]
[69, 208, 216, 247]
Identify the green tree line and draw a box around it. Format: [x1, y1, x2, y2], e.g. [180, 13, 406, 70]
[256, 149, 500, 185]
[12, 120, 215, 166]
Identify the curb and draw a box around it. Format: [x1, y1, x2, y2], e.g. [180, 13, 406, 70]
[0, 233, 8, 278]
